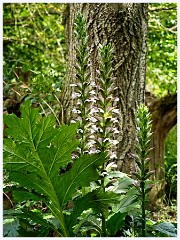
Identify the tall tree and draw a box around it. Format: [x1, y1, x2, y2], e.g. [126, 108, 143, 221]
[62, 3, 148, 174]
[145, 92, 177, 207]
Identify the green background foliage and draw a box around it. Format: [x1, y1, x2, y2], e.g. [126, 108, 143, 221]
[147, 3, 177, 96]
[3, 3, 66, 115]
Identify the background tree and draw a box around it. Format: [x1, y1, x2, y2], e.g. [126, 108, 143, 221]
[62, 3, 148, 174]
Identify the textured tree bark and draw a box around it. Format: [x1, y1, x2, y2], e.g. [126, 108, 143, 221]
[145, 92, 177, 207]
[62, 3, 148, 173]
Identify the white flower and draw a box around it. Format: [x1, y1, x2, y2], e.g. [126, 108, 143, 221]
[113, 128, 120, 134]
[89, 116, 98, 123]
[72, 108, 81, 114]
[89, 135, 95, 139]
[112, 109, 119, 114]
[72, 92, 81, 99]
[85, 98, 97, 103]
[90, 124, 99, 133]
[90, 81, 96, 87]
[109, 153, 118, 159]
[103, 138, 110, 143]
[72, 153, 78, 159]
[70, 83, 77, 87]
[96, 69, 101, 75]
[106, 162, 117, 170]
[86, 140, 96, 148]
[89, 108, 99, 115]
[99, 108, 104, 113]
[114, 97, 119, 102]
[111, 118, 119, 123]
[89, 148, 101, 154]
[91, 124, 98, 130]
[77, 128, 83, 133]
[89, 90, 96, 95]
[70, 120, 77, 123]
[99, 128, 103, 133]
[109, 139, 119, 145]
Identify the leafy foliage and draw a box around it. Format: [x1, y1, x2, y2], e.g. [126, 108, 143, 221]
[153, 222, 177, 237]
[3, 101, 108, 236]
[3, 3, 66, 118]
[132, 104, 154, 237]
[3, 209, 59, 237]
[147, 3, 177, 96]
[3, 217, 20, 237]
[164, 125, 177, 203]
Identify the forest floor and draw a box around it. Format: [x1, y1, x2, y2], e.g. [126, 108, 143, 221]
[149, 201, 177, 223]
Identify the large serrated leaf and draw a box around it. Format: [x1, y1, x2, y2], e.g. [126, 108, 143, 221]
[153, 222, 177, 237]
[58, 153, 106, 206]
[3, 218, 20, 237]
[106, 212, 126, 236]
[3, 102, 80, 236]
[3, 102, 107, 236]
[66, 188, 119, 235]
[12, 190, 42, 202]
[117, 187, 139, 213]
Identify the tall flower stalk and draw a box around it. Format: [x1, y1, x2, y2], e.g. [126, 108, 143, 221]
[91, 43, 119, 180]
[71, 13, 92, 155]
[132, 104, 154, 237]
[91, 43, 119, 236]
[71, 14, 119, 237]
[95, 43, 119, 159]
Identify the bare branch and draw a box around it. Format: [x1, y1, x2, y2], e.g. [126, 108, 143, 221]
[149, 6, 177, 12]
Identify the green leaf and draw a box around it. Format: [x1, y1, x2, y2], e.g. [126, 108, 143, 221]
[3, 102, 80, 236]
[117, 188, 139, 213]
[113, 176, 134, 194]
[12, 190, 42, 202]
[106, 212, 126, 236]
[92, 189, 120, 214]
[16, 209, 56, 231]
[153, 222, 177, 237]
[3, 102, 108, 236]
[58, 153, 106, 206]
[3, 218, 20, 237]
[66, 188, 119, 235]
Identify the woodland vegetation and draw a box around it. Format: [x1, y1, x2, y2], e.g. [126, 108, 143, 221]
[3, 3, 177, 237]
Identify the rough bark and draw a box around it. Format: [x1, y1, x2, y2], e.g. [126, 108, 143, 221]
[62, 3, 148, 173]
[145, 92, 177, 207]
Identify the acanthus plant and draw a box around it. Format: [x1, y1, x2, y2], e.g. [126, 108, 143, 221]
[69, 12, 136, 237]
[70, 12, 93, 156]
[91, 43, 120, 236]
[93, 43, 119, 159]
[131, 104, 155, 236]
[3, 101, 121, 237]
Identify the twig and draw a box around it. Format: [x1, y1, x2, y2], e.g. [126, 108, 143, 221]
[3, 192, 14, 208]
[53, 93, 64, 124]
[149, 7, 176, 12]
[42, 99, 60, 125]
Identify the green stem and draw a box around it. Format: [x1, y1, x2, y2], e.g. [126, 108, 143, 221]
[141, 180, 146, 237]
[101, 212, 106, 237]
[48, 203, 69, 237]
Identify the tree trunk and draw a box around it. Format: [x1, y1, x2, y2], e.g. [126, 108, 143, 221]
[145, 92, 177, 208]
[62, 3, 148, 173]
